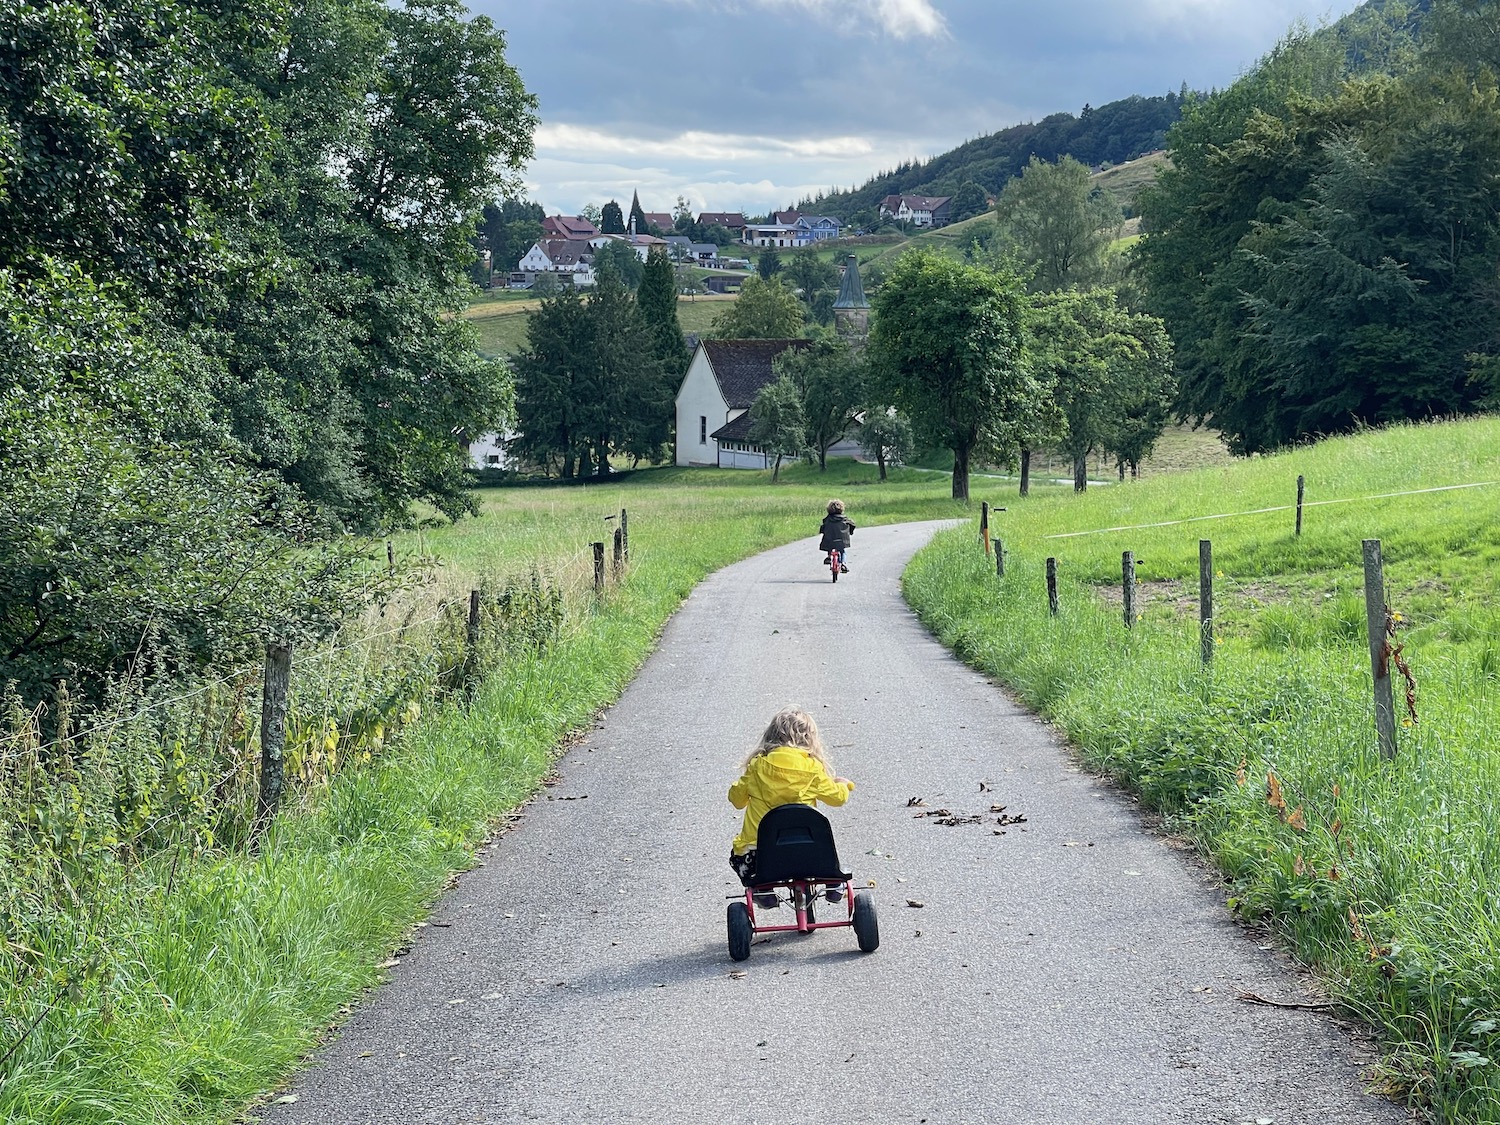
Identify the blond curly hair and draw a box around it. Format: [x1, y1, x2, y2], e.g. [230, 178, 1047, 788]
[743, 707, 831, 769]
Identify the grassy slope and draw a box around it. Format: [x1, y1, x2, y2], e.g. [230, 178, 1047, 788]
[0, 461, 966, 1125]
[900, 416, 1500, 1122]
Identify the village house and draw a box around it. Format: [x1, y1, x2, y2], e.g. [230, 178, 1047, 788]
[878, 194, 952, 228]
[741, 214, 842, 247]
[641, 211, 674, 232]
[697, 211, 747, 236]
[516, 238, 596, 287]
[675, 339, 810, 468]
[541, 214, 601, 240]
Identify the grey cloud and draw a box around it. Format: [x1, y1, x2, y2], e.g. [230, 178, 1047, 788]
[482, 0, 1361, 212]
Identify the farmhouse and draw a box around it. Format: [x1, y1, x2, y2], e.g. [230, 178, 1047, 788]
[675, 339, 810, 468]
[878, 194, 952, 228]
[541, 214, 601, 240]
[516, 238, 596, 286]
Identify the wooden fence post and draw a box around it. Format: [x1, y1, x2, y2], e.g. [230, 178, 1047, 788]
[593, 542, 605, 596]
[620, 508, 629, 561]
[1199, 540, 1214, 666]
[1363, 539, 1398, 760]
[1296, 475, 1305, 537]
[1122, 550, 1136, 630]
[612, 527, 623, 577]
[254, 642, 292, 840]
[466, 589, 481, 651]
[1046, 557, 1058, 616]
[387, 539, 395, 575]
[994, 537, 1004, 577]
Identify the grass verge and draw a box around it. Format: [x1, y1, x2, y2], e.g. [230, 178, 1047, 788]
[900, 417, 1500, 1123]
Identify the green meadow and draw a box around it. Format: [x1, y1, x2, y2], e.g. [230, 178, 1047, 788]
[902, 416, 1500, 1122]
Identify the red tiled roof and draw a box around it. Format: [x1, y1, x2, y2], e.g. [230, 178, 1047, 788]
[701, 339, 810, 409]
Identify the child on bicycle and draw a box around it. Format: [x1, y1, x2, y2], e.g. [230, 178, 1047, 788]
[729, 708, 854, 903]
[819, 499, 855, 573]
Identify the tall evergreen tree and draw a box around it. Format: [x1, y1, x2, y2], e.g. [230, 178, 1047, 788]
[637, 246, 690, 419]
[601, 199, 626, 234]
[629, 191, 650, 235]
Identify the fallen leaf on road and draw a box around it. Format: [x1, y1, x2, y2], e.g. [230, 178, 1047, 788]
[729, 971, 747, 979]
[1124, 870, 1142, 877]
[905, 796, 926, 807]
[447, 997, 465, 1005]
[274, 1095, 298, 1105]
[978, 781, 992, 792]
[989, 804, 1006, 813]
[378, 958, 400, 968]
[359, 1051, 372, 1058]
[936, 815, 981, 827]
[1062, 841, 1084, 847]
[906, 899, 925, 908]
[996, 813, 1027, 827]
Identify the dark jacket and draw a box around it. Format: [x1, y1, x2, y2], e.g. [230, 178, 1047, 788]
[818, 513, 855, 552]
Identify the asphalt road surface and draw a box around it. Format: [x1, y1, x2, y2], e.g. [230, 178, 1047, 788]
[259, 521, 1409, 1125]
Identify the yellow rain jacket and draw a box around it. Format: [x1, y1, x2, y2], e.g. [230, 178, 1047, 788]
[728, 746, 853, 855]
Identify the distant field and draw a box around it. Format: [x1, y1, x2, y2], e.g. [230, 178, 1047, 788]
[464, 291, 739, 356]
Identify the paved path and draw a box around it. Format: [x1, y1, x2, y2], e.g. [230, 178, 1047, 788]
[260, 522, 1407, 1125]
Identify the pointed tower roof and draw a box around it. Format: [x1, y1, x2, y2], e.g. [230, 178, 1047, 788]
[833, 254, 868, 310]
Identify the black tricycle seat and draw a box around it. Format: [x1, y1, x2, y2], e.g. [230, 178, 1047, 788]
[749, 803, 852, 885]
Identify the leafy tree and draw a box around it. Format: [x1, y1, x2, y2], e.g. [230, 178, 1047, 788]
[704, 223, 735, 247]
[1028, 289, 1174, 491]
[773, 337, 866, 469]
[601, 199, 626, 234]
[748, 375, 807, 481]
[673, 195, 694, 225]
[994, 156, 1120, 292]
[757, 248, 783, 279]
[782, 251, 837, 294]
[709, 275, 805, 339]
[0, 263, 375, 705]
[858, 409, 916, 481]
[511, 274, 667, 474]
[950, 180, 989, 222]
[581, 202, 603, 226]
[868, 251, 1033, 499]
[593, 238, 645, 288]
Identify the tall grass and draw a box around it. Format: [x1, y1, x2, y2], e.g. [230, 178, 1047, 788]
[902, 417, 1500, 1122]
[0, 459, 965, 1124]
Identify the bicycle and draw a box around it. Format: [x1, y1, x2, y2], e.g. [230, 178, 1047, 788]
[826, 546, 842, 583]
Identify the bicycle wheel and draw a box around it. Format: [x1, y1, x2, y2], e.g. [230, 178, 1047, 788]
[830, 549, 840, 583]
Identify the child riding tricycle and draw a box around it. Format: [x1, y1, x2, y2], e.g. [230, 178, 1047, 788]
[725, 709, 879, 961]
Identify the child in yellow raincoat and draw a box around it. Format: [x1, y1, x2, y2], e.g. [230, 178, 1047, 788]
[729, 708, 853, 903]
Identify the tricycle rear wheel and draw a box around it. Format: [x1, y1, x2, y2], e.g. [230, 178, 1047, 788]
[852, 891, 879, 952]
[727, 900, 752, 961]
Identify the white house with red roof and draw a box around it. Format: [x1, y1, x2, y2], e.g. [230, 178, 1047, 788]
[878, 194, 952, 228]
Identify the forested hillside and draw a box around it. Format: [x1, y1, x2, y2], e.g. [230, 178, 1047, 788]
[802, 92, 1186, 224]
[1133, 0, 1500, 454]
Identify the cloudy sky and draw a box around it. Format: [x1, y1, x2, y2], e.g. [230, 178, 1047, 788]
[477, 0, 1362, 218]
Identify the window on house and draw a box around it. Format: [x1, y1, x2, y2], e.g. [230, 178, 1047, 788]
[700, 416, 707, 444]
[486, 454, 500, 465]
